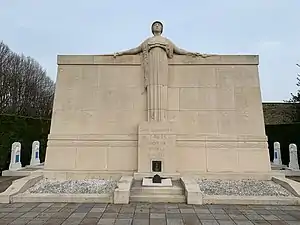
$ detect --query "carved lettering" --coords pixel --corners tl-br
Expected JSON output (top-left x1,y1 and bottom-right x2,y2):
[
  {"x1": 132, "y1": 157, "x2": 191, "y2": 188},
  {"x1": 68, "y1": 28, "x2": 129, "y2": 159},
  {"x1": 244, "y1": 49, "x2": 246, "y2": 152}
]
[{"x1": 146, "y1": 134, "x2": 168, "y2": 158}]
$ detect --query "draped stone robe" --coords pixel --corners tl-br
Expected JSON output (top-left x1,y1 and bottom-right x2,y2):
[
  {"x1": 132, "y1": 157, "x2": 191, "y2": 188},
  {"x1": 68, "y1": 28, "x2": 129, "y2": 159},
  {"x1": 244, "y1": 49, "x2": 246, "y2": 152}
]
[{"x1": 141, "y1": 36, "x2": 174, "y2": 122}]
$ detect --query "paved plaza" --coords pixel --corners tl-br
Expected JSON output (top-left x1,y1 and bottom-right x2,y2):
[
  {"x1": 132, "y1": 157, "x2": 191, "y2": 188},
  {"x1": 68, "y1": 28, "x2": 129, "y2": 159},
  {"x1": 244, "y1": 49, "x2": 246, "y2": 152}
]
[{"x1": 0, "y1": 203, "x2": 299, "y2": 225}]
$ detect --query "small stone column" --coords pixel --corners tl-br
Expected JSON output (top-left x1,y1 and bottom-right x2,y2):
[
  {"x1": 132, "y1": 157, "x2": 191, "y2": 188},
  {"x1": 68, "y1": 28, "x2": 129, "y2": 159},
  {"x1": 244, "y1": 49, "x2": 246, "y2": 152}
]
[
  {"x1": 9, "y1": 142, "x2": 22, "y2": 170},
  {"x1": 30, "y1": 141, "x2": 40, "y2": 166},
  {"x1": 273, "y1": 142, "x2": 282, "y2": 165},
  {"x1": 289, "y1": 143, "x2": 299, "y2": 170}
]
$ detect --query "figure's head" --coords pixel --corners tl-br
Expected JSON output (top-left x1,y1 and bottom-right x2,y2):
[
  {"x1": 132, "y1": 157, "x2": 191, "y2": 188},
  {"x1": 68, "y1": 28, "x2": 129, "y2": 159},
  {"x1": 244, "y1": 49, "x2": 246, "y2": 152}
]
[{"x1": 151, "y1": 21, "x2": 163, "y2": 35}]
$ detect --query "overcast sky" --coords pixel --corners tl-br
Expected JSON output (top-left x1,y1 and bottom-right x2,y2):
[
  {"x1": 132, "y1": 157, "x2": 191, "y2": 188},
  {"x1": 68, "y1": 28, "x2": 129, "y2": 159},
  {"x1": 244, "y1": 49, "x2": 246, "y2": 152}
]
[{"x1": 1, "y1": 0, "x2": 299, "y2": 102}]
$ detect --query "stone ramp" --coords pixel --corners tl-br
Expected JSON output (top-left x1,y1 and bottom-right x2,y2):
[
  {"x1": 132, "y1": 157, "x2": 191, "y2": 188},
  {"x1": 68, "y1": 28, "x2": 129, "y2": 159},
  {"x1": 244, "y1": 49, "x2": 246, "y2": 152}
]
[
  {"x1": 0, "y1": 176, "x2": 24, "y2": 193},
  {"x1": 130, "y1": 180, "x2": 186, "y2": 203}
]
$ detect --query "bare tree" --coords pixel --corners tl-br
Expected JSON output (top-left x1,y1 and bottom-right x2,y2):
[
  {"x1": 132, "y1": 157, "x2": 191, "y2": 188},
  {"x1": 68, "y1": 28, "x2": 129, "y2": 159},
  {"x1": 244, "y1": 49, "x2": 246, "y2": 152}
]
[{"x1": 0, "y1": 41, "x2": 54, "y2": 118}]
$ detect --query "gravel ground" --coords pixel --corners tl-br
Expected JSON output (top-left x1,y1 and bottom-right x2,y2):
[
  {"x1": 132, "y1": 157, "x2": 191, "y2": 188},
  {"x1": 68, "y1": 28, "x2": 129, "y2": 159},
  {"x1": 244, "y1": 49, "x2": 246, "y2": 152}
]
[
  {"x1": 197, "y1": 179, "x2": 293, "y2": 197},
  {"x1": 27, "y1": 179, "x2": 117, "y2": 194}
]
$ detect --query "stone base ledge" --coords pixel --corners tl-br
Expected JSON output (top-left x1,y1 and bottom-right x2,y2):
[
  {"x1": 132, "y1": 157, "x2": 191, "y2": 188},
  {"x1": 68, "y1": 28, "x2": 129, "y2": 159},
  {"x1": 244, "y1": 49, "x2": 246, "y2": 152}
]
[
  {"x1": 203, "y1": 195, "x2": 300, "y2": 205},
  {"x1": 180, "y1": 177, "x2": 203, "y2": 205},
  {"x1": 11, "y1": 193, "x2": 113, "y2": 203},
  {"x1": 41, "y1": 170, "x2": 134, "y2": 180},
  {"x1": 0, "y1": 175, "x2": 43, "y2": 203},
  {"x1": 180, "y1": 171, "x2": 284, "y2": 180},
  {"x1": 272, "y1": 176, "x2": 300, "y2": 197},
  {"x1": 114, "y1": 176, "x2": 133, "y2": 204}
]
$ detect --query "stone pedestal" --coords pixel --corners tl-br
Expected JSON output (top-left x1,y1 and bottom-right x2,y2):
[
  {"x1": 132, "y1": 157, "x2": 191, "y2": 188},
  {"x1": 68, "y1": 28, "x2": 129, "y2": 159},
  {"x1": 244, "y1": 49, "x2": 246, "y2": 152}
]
[{"x1": 137, "y1": 121, "x2": 176, "y2": 175}]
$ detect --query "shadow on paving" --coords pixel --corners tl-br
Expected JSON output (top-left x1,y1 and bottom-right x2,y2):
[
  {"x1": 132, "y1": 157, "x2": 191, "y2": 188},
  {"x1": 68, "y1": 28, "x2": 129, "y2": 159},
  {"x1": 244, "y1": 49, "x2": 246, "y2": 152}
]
[{"x1": 0, "y1": 176, "x2": 24, "y2": 193}]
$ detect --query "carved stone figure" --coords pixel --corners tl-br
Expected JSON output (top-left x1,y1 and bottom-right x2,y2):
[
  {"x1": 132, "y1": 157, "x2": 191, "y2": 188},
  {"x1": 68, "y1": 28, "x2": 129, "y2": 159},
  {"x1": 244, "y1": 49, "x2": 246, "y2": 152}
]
[
  {"x1": 30, "y1": 140, "x2": 40, "y2": 166},
  {"x1": 9, "y1": 142, "x2": 22, "y2": 170},
  {"x1": 114, "y1": 21, "x2": 208, "y2": 121},
  {"x1": 289, "y1": 143, "x2": 299, "y2": 170}
]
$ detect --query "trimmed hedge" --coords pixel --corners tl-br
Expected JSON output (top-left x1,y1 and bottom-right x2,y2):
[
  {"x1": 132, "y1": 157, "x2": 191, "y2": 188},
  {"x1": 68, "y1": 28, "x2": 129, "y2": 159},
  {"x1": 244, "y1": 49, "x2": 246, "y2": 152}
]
[{"x1": 0, "y1": 115, "x2": 51, "y2": 173}]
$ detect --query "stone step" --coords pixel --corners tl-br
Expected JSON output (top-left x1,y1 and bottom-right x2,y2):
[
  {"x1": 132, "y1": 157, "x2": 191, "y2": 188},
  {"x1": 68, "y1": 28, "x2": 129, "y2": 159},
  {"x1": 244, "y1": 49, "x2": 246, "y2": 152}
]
[
  {"x1": 131, "y1": 186, "x2": 184, "y2": 195},
  {"x1": 130, "y1": 194, "x2": 186, "y2": 203}
]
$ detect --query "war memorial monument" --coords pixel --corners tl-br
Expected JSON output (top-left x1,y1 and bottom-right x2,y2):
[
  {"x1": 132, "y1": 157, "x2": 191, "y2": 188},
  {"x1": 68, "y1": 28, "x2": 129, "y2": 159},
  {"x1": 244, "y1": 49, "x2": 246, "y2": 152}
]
[
  {"x1": 44, "y1": 21, "x2": 271, "y2": 177},
  {"x1": 4, "y1": 21, "x2": 300, "y2": 205}
]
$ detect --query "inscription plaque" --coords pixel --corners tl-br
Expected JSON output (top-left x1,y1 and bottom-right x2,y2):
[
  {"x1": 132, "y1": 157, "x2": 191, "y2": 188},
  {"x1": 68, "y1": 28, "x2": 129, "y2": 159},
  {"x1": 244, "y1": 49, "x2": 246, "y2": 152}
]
[{"x1": 152, "y1": 161, "x2": 162, "y2": 172}]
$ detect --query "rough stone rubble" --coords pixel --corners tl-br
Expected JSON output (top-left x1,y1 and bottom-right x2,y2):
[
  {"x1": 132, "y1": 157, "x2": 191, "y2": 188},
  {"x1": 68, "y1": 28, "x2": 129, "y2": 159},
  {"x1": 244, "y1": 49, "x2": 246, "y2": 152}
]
[
  {"x1": 197, "y1": 179, "x2": 293, "y2": 197},
  {"x1": 28, "y1": 179, "x2": 117, "y2": 194}
]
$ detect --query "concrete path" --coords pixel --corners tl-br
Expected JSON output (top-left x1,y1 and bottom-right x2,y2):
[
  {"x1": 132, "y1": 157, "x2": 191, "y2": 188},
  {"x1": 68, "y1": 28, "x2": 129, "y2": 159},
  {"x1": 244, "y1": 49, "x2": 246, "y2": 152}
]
[{"x1": 0, "y1": 202, "x2": 299, "y2": 225}]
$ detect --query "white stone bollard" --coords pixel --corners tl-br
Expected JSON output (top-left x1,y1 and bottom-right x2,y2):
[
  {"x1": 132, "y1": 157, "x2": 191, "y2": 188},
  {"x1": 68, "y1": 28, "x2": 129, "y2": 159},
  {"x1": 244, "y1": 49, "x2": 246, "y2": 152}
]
[
  {"x1": 9, "y1": 142, "x2": 22, "y2": 170},
  {"x1": 273, "y1": 142, "x2": 282, "y2": 165},
  {"x1": 30, "y1": 141, "x2": 40, "y2": 166},
  {"x1": 289, "y1": 143, "x2": 299, "y2": 170}
]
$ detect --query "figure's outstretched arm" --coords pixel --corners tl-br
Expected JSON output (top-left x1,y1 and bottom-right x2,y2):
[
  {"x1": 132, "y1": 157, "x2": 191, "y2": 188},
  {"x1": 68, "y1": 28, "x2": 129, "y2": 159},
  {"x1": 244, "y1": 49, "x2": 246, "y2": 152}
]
[
  {"x1": 114, "y1": 44, "x2": 142, "y2": 57},
  {"x1": 173, "y1": 45, "x2": 192, "y2": 55},
  {"x1": 172, "y1": 42, "x2": 210, "y2": 58}
]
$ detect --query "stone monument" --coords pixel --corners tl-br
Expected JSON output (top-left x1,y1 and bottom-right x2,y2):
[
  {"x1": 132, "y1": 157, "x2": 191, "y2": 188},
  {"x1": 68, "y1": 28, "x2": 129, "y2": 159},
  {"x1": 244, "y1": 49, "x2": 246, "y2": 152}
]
[
  {"x1": 289, "y1": 143, "x2": 299, "y2": 170},
  {"x1": 30, "y1": 141, "x2": 40, "y2": 166},
  {"x1": 273, "y1": 141, "x2": 282, "y2": 166},
  {"x1": 9, "y1": 142, "x2": 22, "y2": 171},
  {"x1": 44, "y1": 21, "x2": 271, "y2": 179}
]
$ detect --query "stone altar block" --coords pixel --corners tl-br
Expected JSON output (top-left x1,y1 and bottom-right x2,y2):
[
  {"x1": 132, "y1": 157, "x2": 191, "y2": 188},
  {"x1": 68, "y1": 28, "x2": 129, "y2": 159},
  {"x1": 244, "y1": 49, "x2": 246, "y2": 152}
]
[
  {"x1": 138, "y1": 122, "x2": 176, "y2": 174},
  {"x1": 44, "y1": 21, "x2": 271, "y2": 179}
]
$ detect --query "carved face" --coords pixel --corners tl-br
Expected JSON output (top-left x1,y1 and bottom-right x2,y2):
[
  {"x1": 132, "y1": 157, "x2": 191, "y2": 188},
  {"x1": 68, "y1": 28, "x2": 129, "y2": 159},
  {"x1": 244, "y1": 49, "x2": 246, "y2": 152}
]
[{"x1": 152, "y1": 21, "x2": 163, "y2": 35}]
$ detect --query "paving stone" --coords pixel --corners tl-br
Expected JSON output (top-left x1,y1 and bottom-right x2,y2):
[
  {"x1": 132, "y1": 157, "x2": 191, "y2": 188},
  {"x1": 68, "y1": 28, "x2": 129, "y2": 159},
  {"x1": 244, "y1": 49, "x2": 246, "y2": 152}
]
[
  {"x1": 114, "y1": 219, "x2": 133, "y2": 225},
  {"x1": 251, "y1": 221, "x2": 271, "y2": 225},
  {"x1": 228, "y1": 213, "x2": 248, "y2": 220},
  {"x1": 166, "y1": 213, "x2": 182, "y2": 219},
  {"x1": 44, "y1": 218, "x2": 66, "y2": 225},
  {"x1": 150, "y1": 213, "x2": 165, "y2": 219},
  {"x1": 120, "y1": 207, "x2": 135, "y2": 214},
  {"x1": 101, "y1": 213, "x2": 118, "y2": 218},
  {"x1": 150, "y1": 208, "x2": 165, "y2": 213},
  {"x1": 166, "y1": 208, "x2": 180, "y2": 213},
  {"x1": 150, "y1": 218, "x2": 166, "y2": 225},
  {"x1": 69, "y1": 212, "x2": 87, "y2": 218},
  {"x1": 0, "y1": 207, "x2": 16, "y2": 212},
  {"x1": 267, "y1": 221, "x2": 289, "y2": 225},
  {"x1": 194, "y1": 208, "x2": 211, "y2": 214},
  {"x1": 4, "y1": 212, "x2": 24, "y2": 218},
  {"x1": 285, "y1": 221, "x2": 300, "y2": 225},
  {"x1": 132, "y1": 219, "x2": 149, "y2": 225},
  {"x1": 80, "y1": 218, "x2": 100, "y2": 225},
  {"x1": 21, "y1": 211, "x2": 40, "y2": 218},
  {"x1": 134, "y1": 213, "x2": 149, "y2": 219},
  {"x1": 261, "y1": 214, "x2": 280, "y2": 221},
  {"x1": 36, "y1": 212, "x2": 55, "y2": 218},
  {"x1": 233, "y1": 221, "x2": 254, "y2": 225},
  {"x1": 197, "y1": 213, "x2": 215, "y2": 220},
  {"x1": 277, "y1": 214, "x2": 298, "y2": 221},
  {"x1": 213, "y1": 213, "x2": 232, "y2": 220},
  {"x1": 53, "y1": 211, "x2": 72, "y2": 219},
  {"x1": 254, "y1": 209, "x2": 272, "y2": 215},
  {"x1": 91, "y1": 208, "x2": 105, "y2": 213},
  {"x1": 86, "y1": 212, "x2": 103, "y2": 218},
  {"x1": 30, "y1": 207, "x2": 48, "y2": 212},
  {"x1": 118, "y1": 213, "x2": 135, "y2": 219},
  {"x1": 209, "y1": 208, "x2": 226, "y2": 213},
  {"x1": 182, "y1": 217, "x2": 201, "y2": 225},
  {"x1": 26, "y1": 217, "x2": 49, "y2": 225},
  {"x1": 166, "y1": 218, "x2": 184, "y2": 225},
  {"x1": 245, "y1": 214, "x2": 265, "y2": 220},
  {"x1": 0, "y1": 212, "x2": 8, "y2": 218},
  {"x1": 37, "y1": 203, "x2": 54, "y2": 208},
  {"x1": 217, "y1": 220, "x2": 236, "y2": 225},
  {"x1": 13, "y1": 207, "x2": 32, "y2": 213},
  {"x1": 135, "y1": 208, "x2": 150, "y2": 213},
  {"x1": 179, "y1": 208, "x2": 194, "y2": 213},
  {"x1": 200, "y1": 219, "x2": 219, "y2": 225},
  {"x1": 97, "y1": 218, "x2": 115, "y2": 225},
  {"x1": 9, "y1": 219, "x2": 28, "y2": 225}
]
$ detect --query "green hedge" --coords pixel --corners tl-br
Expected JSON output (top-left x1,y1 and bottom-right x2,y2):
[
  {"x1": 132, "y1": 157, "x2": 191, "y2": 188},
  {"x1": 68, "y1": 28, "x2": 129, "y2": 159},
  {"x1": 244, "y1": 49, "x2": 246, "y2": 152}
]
[
  {"x1": 266, "y1": 123, "x2": 300, "y2": 166},
  {"x1": 0, "y1": 115, "x2": 51, "y2": 172}
]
